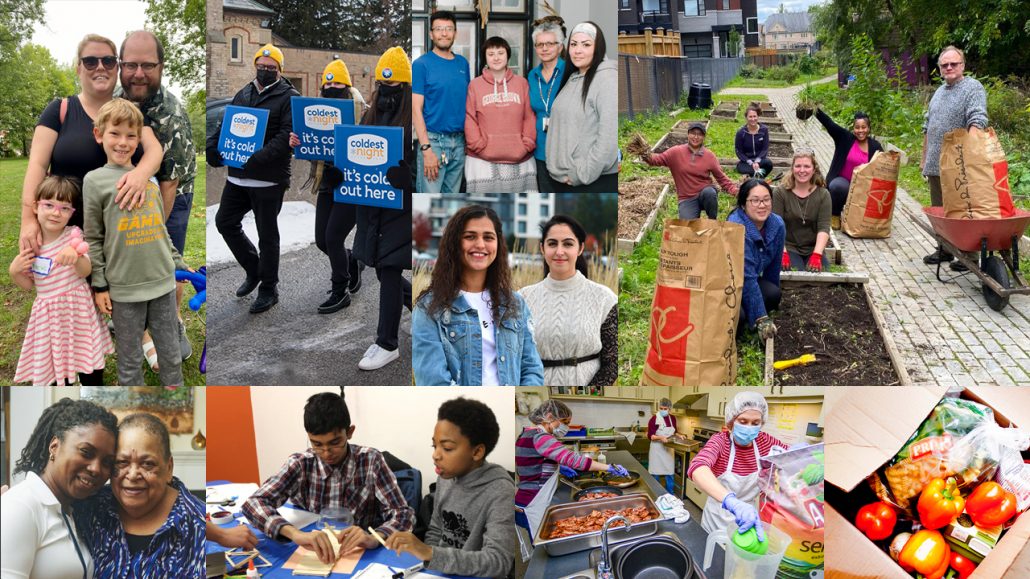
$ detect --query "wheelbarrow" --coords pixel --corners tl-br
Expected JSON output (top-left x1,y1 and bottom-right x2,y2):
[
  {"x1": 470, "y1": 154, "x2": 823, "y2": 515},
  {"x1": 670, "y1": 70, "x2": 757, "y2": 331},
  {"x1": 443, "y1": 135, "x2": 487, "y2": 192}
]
[{"x1": 905, "y1": 206, "x2": 1030, "y2": 311}]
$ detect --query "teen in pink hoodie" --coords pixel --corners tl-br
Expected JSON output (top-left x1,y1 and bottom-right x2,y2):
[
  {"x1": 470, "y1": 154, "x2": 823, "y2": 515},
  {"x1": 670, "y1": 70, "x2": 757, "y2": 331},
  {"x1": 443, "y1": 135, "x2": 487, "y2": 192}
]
[{"x1": 464, "y1": 36, "x2": 537, "y2": 192}]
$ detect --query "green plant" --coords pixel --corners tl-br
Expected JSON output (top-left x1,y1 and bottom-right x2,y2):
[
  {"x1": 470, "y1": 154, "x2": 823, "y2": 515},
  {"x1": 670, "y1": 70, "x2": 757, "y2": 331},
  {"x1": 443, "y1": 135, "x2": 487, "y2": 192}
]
[{"x1": 740, "y1": 63, "x2": 761, "y2": 79}]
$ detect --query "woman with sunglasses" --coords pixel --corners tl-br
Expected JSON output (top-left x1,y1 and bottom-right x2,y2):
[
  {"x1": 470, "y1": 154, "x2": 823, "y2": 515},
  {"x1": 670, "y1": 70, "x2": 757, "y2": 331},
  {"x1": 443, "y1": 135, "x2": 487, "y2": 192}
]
[
  {"x1": 728, "y1": 179, "x2": 784, "y2": 341},
  {"x1": 16, "y1": 34, "x2": 164, "y2": 386}
]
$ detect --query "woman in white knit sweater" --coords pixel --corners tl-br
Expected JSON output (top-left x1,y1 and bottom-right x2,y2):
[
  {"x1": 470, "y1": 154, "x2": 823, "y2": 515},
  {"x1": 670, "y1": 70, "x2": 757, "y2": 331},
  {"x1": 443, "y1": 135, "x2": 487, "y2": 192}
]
[{"x1": 519, "y1": 215, "x2": 617, "y2": 386}]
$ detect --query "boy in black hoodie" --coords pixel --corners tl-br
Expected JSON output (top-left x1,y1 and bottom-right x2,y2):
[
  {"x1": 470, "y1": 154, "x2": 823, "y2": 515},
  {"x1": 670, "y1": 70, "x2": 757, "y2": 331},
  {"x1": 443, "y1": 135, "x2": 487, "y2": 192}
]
[{"x1": 386, "y1": 397, "x2": 514, "y2": 579}]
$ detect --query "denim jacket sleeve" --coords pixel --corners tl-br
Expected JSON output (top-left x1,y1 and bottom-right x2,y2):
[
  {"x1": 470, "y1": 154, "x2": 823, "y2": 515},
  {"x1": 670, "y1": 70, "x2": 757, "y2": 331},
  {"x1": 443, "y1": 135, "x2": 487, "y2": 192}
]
[
  {"x1": 518, "y1": 298, "x2": 545, "y2": 385},
  {"x1": 412, "y1": 303, "x2": 457, "y2": 385}
]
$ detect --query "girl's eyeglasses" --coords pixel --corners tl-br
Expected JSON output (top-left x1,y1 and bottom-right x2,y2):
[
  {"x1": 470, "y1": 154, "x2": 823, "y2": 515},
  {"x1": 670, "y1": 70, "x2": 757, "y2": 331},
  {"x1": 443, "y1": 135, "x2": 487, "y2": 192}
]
[
  {"x1": 81, "y1": 56, "x2": 117, "y2": 71},
  {"x1": 37, "y1": 201, "x2": 76, "y2": 216}
]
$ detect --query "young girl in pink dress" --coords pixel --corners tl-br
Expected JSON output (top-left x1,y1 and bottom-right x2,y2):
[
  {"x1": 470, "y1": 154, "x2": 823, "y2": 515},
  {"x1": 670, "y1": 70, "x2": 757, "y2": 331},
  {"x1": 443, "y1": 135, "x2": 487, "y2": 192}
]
[{"x1": 9, "y1": 176, "x2": 113, "y2": 385}]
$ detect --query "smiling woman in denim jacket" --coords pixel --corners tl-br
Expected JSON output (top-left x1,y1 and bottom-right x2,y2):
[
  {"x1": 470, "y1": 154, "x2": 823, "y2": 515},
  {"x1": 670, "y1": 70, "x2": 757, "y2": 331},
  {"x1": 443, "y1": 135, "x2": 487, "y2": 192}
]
[{"x1": 413, "y1": 205, "x2": 544, "y2": 385}]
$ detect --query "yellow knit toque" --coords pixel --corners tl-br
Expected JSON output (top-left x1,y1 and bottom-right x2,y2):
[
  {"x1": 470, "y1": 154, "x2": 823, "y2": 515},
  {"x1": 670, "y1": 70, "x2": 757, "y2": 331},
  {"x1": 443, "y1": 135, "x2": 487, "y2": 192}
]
[
  {"x1": 375, "y1": 47, "x2": 411, "y2": 84},
  {"x1": 254, "y1": 43, "x2": 284, "y2": 69},
  {"x1": 322, "y1": 60, "x2": 352, "y2": 87}
]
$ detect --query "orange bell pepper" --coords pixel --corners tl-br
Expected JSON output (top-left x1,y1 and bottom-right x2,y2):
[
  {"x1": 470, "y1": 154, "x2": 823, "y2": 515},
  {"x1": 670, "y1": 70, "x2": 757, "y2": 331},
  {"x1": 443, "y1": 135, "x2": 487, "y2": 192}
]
[
  {"x1": 898, "y1": 530, "x2": 951, "y2": 579},
  {"x1": 965, "y1": 481, "x2": 1017, "y2": 527},
  {"x1": 950, "y1": 552, "x2": 978, "y2": 579},
  {"x1": 918, "y1": 477, "x2": 964, "y2": 529},
  {"x1": 855, "y1": 501, "x2": 897, "y2": 541}
]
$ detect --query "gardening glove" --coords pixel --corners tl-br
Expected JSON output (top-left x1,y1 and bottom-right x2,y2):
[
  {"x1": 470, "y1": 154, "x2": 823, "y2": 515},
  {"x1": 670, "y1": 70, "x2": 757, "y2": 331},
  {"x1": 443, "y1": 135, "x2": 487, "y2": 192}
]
[
  {"x1": 722, "y1": 493, "x2": 766, "y2": 541},
  {"x1": 807, "y1": 252, "x2": 824, "y2": 272},
  {"x1": 607, "y1": 464, "x2": 630, "y2": 477},
  {"x1": 559, "y1": 465, "x2": 578, "y2": 478},
  {"x1": 781, "y1": 250, "x2": 791, "y2": 271},
  {"x1": 757, "y1": 316, "x2": 777, "y2": 341}
]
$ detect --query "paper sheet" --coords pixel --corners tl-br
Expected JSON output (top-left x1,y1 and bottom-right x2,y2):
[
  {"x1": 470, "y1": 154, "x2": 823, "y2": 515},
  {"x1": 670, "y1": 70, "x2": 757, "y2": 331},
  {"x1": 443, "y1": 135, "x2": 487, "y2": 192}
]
[
  {"x1": 351, "y1": 564, "x2": 436, "y2": 579},
  {"x1": 206, "y1": 483, "x2": 259, "y2": 515},
  {"x1": 282, "y1": 529, "x2": 363, "y2": 576}
]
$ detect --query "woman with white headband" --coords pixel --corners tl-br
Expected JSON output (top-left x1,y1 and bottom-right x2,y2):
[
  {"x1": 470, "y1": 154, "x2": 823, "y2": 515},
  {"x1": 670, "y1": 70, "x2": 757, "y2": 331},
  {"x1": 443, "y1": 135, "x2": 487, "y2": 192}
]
[{"x1": 544, "y1": 21, "x2": 618, "y2": 192}]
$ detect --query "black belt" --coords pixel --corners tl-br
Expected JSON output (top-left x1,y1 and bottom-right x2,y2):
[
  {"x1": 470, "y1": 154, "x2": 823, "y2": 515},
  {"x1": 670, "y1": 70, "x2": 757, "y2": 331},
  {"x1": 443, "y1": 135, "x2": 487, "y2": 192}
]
[{"x1": 542, "y1": 351, "x2": 601, "y2": 368}]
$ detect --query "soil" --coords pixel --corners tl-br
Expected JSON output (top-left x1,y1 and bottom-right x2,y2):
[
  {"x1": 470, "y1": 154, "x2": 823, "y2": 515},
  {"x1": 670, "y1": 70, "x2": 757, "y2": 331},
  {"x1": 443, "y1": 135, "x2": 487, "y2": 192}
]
[
  {"x1": 768, "y1": 142, "x2": 794, "y2": 158},
  {"x1": 618, "y1": 176, "x2": 670, "y2": 238},
  {"x1": 654, "y1": 132, "x2": 691, "y2": 154},
  {"x1": 774, "y1": 283, "x2": 900, "y2": 385}
]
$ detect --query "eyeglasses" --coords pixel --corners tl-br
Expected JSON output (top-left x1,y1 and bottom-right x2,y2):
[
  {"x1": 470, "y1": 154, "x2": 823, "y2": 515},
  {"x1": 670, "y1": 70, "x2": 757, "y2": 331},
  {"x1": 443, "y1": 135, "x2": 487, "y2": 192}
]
[
  {"x1": 939, "y1": 62, "x2": 962, "y2": 69},
  {"x1": 747, "y1": 198, "x2": 772, "y2": 207},
  {"x1": 121, "y1": 61, "x2": 160, "y2": 73},
  {"x1": 535, "y1": 41, "x2": 560, "y2": 49},
  {"x1": 308, "y1": 441, "x2": 347, "y2": 455},
  {"x1": 81, "y1": 56, "x2": 117, "y2": 71},
  {"x1": 37, "y1": 201, "x2": 75, "y2": 216},
  {"x1": 256, "y1": 64, "x2": 279, "y2": 72},
  {"x1": 431, "y1": 26, "x2": 456, "y2": 32}
]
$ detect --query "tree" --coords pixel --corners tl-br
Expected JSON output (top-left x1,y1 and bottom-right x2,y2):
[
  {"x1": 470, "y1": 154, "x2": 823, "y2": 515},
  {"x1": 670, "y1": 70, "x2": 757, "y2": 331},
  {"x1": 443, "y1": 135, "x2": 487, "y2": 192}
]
[
  {"x1": 262, "y1": 0, "x2": 410, "y2": 53},
  {"x1": 812, "y1": 0, "x2": 1030, "y2": 77},
  {"x1": 0, "y1": 0, "x2": 44, "y2": 60},
  {"x1": 0, "y1": 43, "x2": 75, "y2": 156},
  {"x1": 144, "y1": 0, "x2": 206, "y2": 95},
  {"x1": 412, "y1": 212, "x2": 432, "y2": 252}
]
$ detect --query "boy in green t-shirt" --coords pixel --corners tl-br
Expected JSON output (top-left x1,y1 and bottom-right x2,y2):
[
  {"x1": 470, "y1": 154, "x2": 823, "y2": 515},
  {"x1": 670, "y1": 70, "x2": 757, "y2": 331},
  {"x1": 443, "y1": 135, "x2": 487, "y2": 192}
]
[{"x1": 84, "y1": 98, "x2": 189, "y2": 385}]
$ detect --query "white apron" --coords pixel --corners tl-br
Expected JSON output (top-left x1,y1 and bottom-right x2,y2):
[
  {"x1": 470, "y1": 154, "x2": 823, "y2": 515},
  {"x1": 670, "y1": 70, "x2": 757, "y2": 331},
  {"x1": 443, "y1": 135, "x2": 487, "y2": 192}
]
[
  {"x1": 648, "y1": 416, "x2": 676, "y2": 476},
  {"x1": 700, "y1": 437, "x2": 762, "y2": 535},
  {"x1": 515, "y1": 469, "x2": 560, "y2": 561}
]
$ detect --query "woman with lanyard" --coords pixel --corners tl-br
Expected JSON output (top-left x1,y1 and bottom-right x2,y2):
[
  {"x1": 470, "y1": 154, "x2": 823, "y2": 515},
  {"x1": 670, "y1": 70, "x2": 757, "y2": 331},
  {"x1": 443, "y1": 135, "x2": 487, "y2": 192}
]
[
  {"x1": 527, "y1": 17, "x2": 567, "y2": 193},
  {"x1": 648, "y1": 397, "x2": 683, "y2": 495},
  {"x1": 686, "y1": 392, "x2": 786, "y2": 543},
  {"x1": 1, "y1": 398, "x2": 118, "y2": 578}
]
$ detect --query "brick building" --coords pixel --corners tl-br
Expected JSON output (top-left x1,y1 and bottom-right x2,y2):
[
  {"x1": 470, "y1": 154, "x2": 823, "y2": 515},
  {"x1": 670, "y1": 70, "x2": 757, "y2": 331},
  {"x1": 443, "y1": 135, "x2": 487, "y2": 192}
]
[{"x1": 207, "y1": 0, "x2": 384, "y2": 101}]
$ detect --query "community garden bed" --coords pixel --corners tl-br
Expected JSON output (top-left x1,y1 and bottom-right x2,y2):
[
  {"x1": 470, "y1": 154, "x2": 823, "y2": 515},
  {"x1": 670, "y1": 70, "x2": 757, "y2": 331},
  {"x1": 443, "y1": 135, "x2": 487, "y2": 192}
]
[
  {"x1": 771, "y1": 282, "x2": 906, "y2": 385},
  {"x1": 653, "y1": 131, "x2": 691, "y2": 154},
  {"x1": 617, "y1": 178, "x2": 671, "y2": 254}
]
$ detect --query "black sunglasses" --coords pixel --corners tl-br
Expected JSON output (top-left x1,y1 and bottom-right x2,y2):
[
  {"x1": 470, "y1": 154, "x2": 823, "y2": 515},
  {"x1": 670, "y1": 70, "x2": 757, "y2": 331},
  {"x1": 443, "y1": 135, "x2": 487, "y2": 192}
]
[{"x1": 81, "y1": 56, "x2": 118, "y2": 71}]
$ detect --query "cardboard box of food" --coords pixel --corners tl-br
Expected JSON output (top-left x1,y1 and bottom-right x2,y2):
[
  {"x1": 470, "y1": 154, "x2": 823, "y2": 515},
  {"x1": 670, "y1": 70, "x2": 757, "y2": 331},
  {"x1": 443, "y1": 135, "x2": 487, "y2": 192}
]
[{"x1": 824, "y1": 386, "x2": 1030, "y2": 579}]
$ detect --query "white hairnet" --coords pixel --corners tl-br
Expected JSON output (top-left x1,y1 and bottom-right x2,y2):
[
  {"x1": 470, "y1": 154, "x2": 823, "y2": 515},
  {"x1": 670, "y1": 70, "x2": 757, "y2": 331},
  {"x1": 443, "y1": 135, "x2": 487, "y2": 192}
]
[
  {"x1": 528, "y1": 399, "x2": 572, "y2": 424},
  {"x1": 659, "y1": 398, "x2": 672, "y2": 408},
  {"x1": 725, "y1": 391, "x2": 768, "y2": 425}
]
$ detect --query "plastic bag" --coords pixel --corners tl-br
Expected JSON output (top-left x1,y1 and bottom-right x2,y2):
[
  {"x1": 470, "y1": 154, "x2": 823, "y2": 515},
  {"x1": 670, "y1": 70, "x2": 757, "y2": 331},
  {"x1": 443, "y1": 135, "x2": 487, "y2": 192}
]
[
  {"x1": 759, "y1": 443, "x2": 824, "y2": 578},
  {"x1": 953, "y1": 421, "x2": 1030, "y2": 512},
  {"x1": 876, "y1": 397, "x2": 994, "y2": 510}
]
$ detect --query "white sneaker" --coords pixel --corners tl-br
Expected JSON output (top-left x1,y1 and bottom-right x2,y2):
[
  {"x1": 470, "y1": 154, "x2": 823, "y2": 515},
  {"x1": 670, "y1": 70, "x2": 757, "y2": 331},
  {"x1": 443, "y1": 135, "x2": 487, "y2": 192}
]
[{"x1": 358, "y1": 343, "x2": 399, "y2": 370}]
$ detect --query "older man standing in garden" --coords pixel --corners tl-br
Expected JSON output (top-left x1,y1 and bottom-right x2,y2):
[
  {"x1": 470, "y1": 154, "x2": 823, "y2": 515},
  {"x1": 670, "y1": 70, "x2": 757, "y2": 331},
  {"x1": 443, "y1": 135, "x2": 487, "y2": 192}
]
[{"x1": 920, "y1": 45, "x2": 988, "y2": 271}]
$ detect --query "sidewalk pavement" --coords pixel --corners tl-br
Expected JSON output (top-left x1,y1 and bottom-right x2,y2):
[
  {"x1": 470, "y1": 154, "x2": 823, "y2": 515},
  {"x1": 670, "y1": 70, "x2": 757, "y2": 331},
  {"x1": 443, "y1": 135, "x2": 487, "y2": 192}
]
[{"x1": 724, "y1": 81, "x2": 1030, "y2": 386}]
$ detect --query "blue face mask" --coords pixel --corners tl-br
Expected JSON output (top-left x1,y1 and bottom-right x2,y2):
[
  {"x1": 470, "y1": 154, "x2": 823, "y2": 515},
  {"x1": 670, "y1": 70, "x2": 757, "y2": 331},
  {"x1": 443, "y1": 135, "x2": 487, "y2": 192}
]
[
  {"x1": 659, "y1": 410, "x2": 669, "y2": 418},
  {"x1": 552, "y1": 423, "x2": 570, "y2": 438},
  {"x1": 732, "y1": 423, "x2": 761, "y2": 445}
]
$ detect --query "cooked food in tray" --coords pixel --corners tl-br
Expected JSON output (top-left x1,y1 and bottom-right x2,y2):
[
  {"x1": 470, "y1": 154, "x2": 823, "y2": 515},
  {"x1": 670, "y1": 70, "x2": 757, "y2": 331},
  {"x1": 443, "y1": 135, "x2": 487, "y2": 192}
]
[
  {"x1": 576, "y1": 492, "x2": 620, "y2": 501},
  {"x1": 547, "y1": 506, "x2": 656, "y2": 539}
]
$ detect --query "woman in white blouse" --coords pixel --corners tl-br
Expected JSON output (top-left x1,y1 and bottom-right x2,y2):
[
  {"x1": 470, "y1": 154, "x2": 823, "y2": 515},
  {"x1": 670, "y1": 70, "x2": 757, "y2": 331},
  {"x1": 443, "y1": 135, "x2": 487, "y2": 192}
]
[{"x1": 1, "y1": 398, "x2": 118, "y2": 579}]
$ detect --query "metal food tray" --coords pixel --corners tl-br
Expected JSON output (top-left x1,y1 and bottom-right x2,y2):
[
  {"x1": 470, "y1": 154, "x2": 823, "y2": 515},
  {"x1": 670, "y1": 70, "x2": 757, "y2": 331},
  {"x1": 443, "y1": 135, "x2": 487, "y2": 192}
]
[{"x1": 533, "y1": 493, "x2": 661, "y2": 556}]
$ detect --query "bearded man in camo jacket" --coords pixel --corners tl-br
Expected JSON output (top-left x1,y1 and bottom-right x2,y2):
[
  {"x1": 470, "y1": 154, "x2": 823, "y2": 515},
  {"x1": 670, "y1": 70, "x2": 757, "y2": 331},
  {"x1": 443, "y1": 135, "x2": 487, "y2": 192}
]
[{"x1": 116, "y1": 30, "x2": 198, "y2": 363}]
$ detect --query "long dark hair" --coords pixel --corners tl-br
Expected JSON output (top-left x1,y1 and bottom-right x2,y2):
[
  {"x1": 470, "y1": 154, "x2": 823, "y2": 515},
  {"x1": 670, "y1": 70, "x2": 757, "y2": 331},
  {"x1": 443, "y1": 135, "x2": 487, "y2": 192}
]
[
  {"x1": 15, "y1": 398, "x2": 118, "y2": 476},
  {"x1": 419, "y1": 205, "x2": 516, "y2": 323},
  {"x1": 540, "y1": 214, "x2": 588, "y2": 278},
  {"x1": 361, "y1": 82, "x2": 413, "y2": 147},
  {"x1": 567, "y1": 21, "x2": 607, "y2": 107}
]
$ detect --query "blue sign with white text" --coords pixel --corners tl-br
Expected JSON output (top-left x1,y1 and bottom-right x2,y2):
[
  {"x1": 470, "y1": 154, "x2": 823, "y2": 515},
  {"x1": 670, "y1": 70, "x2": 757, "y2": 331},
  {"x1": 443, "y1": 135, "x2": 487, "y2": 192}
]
[
  {"x1": 290, "y1": 96, "x2": 354, "y2": 161},
  {"x1": 217, "y1": 105, "x2": 269, "y2": 168},
  {"x1": 333, "y1": 124, "x2": 404, "y2": 210}
]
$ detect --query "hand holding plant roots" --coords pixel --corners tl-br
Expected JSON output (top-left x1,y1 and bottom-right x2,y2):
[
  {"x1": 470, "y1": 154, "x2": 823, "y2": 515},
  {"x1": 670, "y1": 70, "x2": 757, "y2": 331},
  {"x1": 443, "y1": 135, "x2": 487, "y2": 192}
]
[{"x1": 626, "y1": 132, "x2": 652, "y2": 159}]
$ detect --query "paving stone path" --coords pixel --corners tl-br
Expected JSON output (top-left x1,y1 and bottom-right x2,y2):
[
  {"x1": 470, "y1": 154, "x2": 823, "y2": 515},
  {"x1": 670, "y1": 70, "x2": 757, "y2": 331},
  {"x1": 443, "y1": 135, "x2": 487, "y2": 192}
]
[{"x1": 724, "y1": 79, "x2": 1030, "y2": 386}]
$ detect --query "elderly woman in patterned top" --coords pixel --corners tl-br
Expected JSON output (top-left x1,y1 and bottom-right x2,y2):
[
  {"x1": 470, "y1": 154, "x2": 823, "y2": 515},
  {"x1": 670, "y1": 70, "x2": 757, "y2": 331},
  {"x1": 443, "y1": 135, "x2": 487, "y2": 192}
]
[{"x1": 73, "y1": 413, "x2": 205, "y2": 578}]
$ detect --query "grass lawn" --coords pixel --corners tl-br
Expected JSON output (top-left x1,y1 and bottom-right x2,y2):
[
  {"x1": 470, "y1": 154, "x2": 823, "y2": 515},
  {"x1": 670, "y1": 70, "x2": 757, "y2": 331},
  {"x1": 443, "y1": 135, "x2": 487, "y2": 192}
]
[
  {"x1": 722, "y1": 69, "x2": 837, "y2": 89},
  {"x1": 1, "y1": 156, "x2": 207, "y2": 385}
]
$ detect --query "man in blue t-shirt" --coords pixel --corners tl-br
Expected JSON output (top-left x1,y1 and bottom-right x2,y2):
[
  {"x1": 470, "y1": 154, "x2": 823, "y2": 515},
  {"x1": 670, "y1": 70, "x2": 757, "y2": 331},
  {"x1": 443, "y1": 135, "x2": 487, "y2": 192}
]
[{"x1": 413, "y1": 10, "x2": 470, "y2": 193}]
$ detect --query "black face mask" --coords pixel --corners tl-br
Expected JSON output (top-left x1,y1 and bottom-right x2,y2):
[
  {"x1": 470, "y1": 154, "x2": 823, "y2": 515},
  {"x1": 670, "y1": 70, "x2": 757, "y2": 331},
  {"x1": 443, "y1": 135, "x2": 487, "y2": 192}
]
[
  {"x1": 322, "y1": 86, "x2": 348, "y2": 99},
  {"x1": 376, "y1": 83, "x2": 404, "y2": 113},
  {"x1": 256, "y1": 69, "x2": 278, "y2": 87}
]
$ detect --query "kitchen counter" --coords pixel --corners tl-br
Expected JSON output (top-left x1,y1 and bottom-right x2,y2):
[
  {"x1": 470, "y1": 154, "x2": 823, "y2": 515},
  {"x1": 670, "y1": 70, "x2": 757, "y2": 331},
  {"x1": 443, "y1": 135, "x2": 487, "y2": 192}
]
[
  {"x1": 666, "y1": 439, "x2": 700, "y2": 452},
  {"x1": 523, "y1": 450, "x2": 724, "y2": 579}
]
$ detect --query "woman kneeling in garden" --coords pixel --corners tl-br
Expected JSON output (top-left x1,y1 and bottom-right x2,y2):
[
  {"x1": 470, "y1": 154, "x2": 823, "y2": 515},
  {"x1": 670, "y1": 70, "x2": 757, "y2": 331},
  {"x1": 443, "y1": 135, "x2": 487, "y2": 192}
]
[
  {"x1": 773, "y1": 150, "x2": 832, "y2": 272},
  {"x1": 729, "y1": 179, "x2": 784, "y2": 342}
]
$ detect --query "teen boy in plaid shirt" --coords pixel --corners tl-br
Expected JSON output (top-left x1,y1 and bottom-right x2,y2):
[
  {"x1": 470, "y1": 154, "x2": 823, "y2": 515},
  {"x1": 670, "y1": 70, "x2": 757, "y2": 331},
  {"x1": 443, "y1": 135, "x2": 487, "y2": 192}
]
[{"x1": 242, "y1": 392, "x2": 414, "y2": 563}]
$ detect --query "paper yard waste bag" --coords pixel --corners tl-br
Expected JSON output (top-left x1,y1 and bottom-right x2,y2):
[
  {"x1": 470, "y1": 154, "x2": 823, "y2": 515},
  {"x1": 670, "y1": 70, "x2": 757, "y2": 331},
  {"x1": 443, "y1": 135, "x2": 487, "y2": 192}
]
[
  {"x1": 841, "y1": 150, "x2": 901, "y2": 238},
  {"x1": 940, "y1": 127, "x2": 1016, "y2": 219},
  {"x1": 641, "y1": 219, "x2": 744, "y2": 386}
]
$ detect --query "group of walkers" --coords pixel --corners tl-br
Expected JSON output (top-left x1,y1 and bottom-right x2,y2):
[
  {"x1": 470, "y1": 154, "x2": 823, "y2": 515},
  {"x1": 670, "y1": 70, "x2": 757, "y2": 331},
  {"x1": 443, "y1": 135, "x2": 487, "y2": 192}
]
[
  {"x1": 206, "y1": 43, "x2": 414, "y2": 372},
  {"x1": 414, "y1": 10, "x2": 618, "y2": 193},
  {"x1": 12, "y1": 31, "x2": 196, "y2": 386}
]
